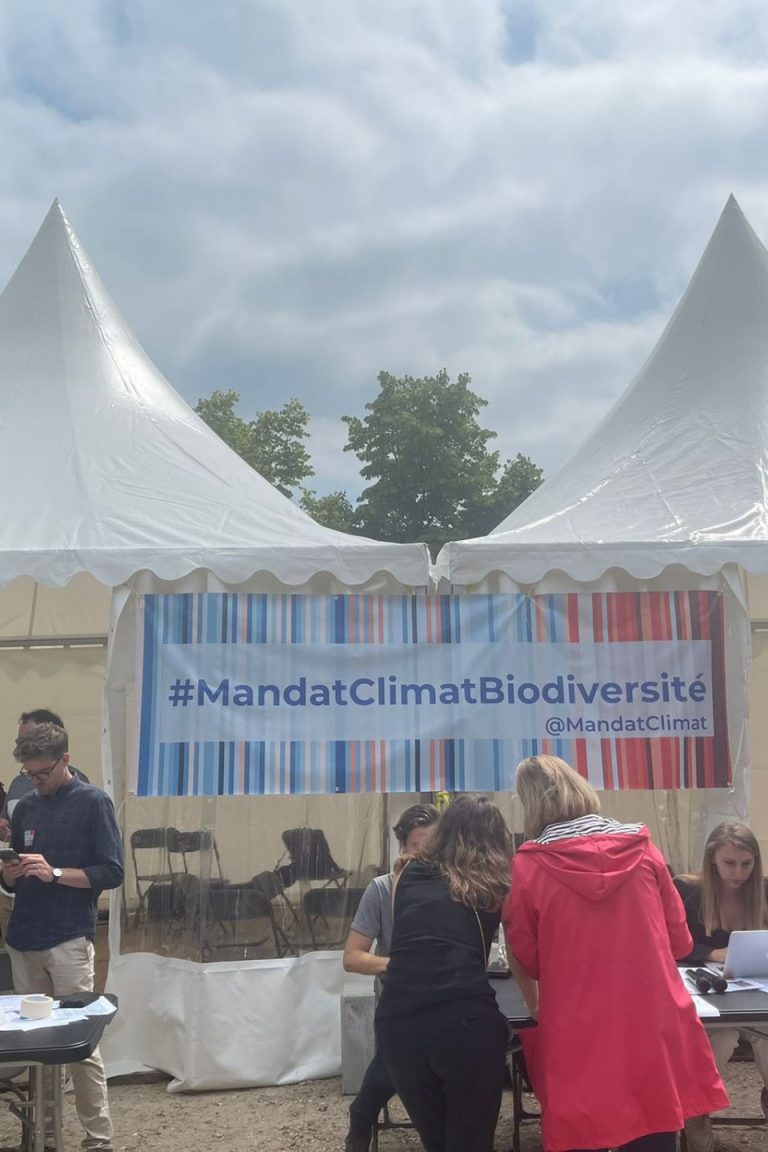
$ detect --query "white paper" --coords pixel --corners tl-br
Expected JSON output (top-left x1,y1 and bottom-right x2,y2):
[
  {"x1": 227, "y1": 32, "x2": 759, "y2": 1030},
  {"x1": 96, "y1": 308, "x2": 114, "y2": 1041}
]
[
  {"x1": 691, "y1": 995, "x2": 720, "y2": 1018},
  {"x1": 0, "y1": 1008, "x2": 88, "y2": 1032},
  {"x1": 80, "y1": 997, "x2": 116, "y2": 1017},
  {"x1": 0, "y1": 992, "x2": 114, "y2": 1030}
]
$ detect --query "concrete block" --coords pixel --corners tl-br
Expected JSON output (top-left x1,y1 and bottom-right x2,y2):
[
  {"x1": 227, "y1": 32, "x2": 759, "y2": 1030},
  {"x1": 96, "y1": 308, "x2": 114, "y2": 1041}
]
[{"x1": 340, "y1": 981, "x2": 376, "y2": 1096}]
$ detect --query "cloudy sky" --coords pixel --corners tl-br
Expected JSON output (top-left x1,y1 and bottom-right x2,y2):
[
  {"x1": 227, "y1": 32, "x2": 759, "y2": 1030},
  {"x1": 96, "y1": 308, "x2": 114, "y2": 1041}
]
[{"x1": 3, "y1": 1, "x2": 768, "y2": 499}]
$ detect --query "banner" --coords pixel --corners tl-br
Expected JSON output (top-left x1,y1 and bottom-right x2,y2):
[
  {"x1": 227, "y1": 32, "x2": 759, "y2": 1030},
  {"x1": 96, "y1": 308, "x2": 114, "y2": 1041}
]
[{"x1": 133, "y1": 591, "x2": 731, "y2": 795}]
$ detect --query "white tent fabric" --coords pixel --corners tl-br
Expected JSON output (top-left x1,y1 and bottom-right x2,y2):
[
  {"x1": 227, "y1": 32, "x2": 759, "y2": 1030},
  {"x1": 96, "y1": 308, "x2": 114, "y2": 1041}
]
[
  {"x1": 0, "y1": 201, "x2": 432, "y2": 1089},
  {"x1": 437, "y1": 195, "x2": 765, "y2": 884},
  {"x1": 439, "y1": 196, "x2": 768, "y2": 586},
  {"x1": 0, "y1": 200, "x2": 429, "y2": 590}
]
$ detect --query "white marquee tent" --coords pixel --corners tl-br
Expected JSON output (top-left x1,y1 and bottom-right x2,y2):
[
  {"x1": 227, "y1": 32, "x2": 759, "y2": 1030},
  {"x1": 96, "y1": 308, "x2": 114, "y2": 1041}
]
[
  {"x1": 0, "y1": 201, "x2": 432, "y2": 1087},
  {"x1": 439, "y1": 195, "x2": 768, "y2": 860}
]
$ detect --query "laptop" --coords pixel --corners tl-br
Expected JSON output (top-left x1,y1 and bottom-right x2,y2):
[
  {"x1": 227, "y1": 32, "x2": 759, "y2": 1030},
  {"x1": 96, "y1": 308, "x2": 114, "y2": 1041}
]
[{"x1": 722, "y1": 930, "x2": 768, "y2": 978}]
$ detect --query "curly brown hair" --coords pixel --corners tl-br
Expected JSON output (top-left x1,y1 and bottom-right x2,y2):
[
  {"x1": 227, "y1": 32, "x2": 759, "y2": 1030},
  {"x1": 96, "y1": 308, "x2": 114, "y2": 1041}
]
[
  {"x1": 14, "y1": 722, "x2": 68, "y2": 763},
  {"x1": 409, "y1": 795, "x2": 511, "y2": 911}
]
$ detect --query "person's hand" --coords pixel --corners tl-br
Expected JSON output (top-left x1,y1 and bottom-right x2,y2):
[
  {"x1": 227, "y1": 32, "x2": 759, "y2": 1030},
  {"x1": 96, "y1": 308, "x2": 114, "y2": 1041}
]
[
  {"x1": 708, "y1": 947, "x2": 727, "y2": 964},
  {"x1": 1, "y1": 857, "x2": 24, "y2": 885},
  {"x1": 0, "y1": 818, "x2": 11, "y2": 841},
  {"x1": 17, "y1": 853, "x2": 57, "y2": 883},
  {"x1": 524, "y1": 995, "x2": 539, "y2": 1021}
]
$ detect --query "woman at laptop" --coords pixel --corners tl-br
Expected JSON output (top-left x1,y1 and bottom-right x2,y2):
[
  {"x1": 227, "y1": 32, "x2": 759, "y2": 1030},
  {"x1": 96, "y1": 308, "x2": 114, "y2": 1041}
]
[
  {"x1": 504, "y1": 755, "x2": 727, "y2": 1152},
  {"x1": 674, "y1": 822, "x2": 768, "y2": 1148}
]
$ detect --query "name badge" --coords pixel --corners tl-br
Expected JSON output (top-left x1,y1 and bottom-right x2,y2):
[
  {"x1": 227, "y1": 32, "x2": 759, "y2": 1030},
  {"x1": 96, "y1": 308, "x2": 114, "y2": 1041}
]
[{"x1": 23, "y1": 830, "x2": 34, "y2": 849}]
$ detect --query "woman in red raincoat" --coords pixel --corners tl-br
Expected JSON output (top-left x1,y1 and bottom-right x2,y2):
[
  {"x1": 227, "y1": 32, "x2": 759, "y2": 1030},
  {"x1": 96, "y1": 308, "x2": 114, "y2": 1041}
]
[{"x1": 503, "y1": 755, "x2": 727, "y2": 1152}]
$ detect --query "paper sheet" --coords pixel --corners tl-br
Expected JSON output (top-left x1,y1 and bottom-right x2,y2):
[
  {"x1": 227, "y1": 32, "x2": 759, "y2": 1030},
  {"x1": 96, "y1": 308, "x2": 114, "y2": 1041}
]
[
  {"x1": 690, "y1": 995, "x2": 720, "y2": 1018},
  {"x1": 80, "y1": 997, "x2": 116, "y2": 1017}
]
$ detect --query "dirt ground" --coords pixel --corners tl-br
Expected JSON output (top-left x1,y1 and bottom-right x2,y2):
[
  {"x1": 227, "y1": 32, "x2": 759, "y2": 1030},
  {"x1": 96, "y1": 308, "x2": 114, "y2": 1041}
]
[
  {"x1": 0, "y1": 931, "x2": 761, "y2": 1150},
  {"x1": 0, "y1": 1060, "x2": 762, "y2": 1152}
]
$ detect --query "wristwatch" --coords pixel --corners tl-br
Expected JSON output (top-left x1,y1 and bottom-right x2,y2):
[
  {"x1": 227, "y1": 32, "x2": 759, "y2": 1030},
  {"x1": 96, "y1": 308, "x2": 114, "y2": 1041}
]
[{"x1": 51, "y1": 868, "x2": 63, "y2": 883}]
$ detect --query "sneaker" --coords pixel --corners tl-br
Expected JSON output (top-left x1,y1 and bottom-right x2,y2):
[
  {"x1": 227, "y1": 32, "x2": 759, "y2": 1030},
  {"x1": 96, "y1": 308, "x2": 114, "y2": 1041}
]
[
  {"x1": 343, "y1": 1129, "x2": 371, "y2": 1152},
  {"x1": 684, "y1": 1115, "x2": 714, "y2": 1152}
]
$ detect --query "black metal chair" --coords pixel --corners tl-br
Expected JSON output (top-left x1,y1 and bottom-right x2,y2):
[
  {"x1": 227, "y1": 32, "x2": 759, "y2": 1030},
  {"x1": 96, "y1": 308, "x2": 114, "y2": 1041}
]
[
  {"x1": 166, "y1": 828, "x2": 226, "y2": 885},
  {"x1": 505, "y1": 1035, "x2": 540, "y2": 1152},
  {"x1": 276, "y1": 827, "x2": 349, "y2": 891},
  {"x1": 275, "y1": 828, "x2": 350, "y2": 940},
  {"x1": 301, "y1": 886, "x2": 366, "y2": 949},
  {"x1": 129, "y1": 827, "x2": 176, "y2": 928},
  {"x1": 203, "y1": 872, "x2": 294, "y2": 959},
  {"x1": 371, "y1": 1101, "x2": 413, "y2": 1151}
]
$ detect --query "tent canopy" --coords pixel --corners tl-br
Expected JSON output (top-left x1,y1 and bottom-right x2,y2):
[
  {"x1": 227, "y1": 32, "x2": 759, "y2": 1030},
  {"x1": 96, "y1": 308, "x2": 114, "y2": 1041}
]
[
  {"x1": 0, "y1": 201, "x2": 429, "y2": 591},
  {"x1": 440, "y1": 196, "x2": 768, "y2": 586}
]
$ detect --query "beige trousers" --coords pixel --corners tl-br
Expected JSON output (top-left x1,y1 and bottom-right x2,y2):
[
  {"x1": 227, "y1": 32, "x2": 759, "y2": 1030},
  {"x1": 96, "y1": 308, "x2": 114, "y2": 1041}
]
[
  {"x1": 0, "y1": 890, "x2": 14, "y2": 944},
  {"x1": 7, "y1": 937, "x2": 113, "y2": 1151}
]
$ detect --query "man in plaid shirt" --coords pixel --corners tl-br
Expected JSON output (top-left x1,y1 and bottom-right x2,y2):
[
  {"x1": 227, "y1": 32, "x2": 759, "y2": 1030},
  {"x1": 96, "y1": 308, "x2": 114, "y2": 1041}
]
[{"x1": 1, "y1": 722, "x2": 123, "y2": 1152}]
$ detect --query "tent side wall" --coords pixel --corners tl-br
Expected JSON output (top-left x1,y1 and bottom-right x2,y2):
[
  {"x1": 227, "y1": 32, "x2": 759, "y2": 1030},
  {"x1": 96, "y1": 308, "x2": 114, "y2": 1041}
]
[
  {"x1": 448, "y1": 565, "x2": 757, "y2": 869},
  {"x1": 102, "y1": 570, "x2": 436, "y2": 1089}
]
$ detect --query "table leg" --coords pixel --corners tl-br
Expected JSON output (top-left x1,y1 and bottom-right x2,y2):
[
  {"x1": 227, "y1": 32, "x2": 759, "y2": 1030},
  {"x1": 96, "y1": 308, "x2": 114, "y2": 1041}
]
[
  {"x1": 52, "y1": 1064, "x2": 65, "y2": 1152},
  {"x1": 30, "y1": 1064, "x2": 45, "y2": 1152}
]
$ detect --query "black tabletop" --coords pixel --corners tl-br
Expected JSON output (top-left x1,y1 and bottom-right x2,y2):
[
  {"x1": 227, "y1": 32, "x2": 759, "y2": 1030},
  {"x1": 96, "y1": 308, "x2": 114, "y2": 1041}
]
[
  {"x1": 692, "y1": 986, "x2": 768, "y2": 1024},
  {"x1": 492, "y1": 971, "x2": 768, "y2": 1031},
  {"x1": 492, "y1": 976, "x2": 536, "y2": 1029},
  {"x1": 0, "y1": 993, "x2": 117, "y2": 1066}
]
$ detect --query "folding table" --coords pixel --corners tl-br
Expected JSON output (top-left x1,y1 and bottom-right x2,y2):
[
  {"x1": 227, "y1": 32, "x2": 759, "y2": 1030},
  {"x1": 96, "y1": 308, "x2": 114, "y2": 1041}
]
[{"x1": 0, "y1": 993, "x2": 117, "y2": 1152}]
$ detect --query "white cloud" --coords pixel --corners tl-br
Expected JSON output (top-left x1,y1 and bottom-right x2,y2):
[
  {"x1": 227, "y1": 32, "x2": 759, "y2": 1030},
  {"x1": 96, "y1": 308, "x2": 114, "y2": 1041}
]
[{"x1": 2, "y1": 1, "x2": 768, "y2": 500}]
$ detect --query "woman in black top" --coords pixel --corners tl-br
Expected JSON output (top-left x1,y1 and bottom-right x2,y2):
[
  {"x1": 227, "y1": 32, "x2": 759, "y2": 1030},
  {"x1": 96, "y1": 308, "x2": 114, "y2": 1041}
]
[
  {"x1": 376, "y1": 795, "x2": 511, "y2": 1152},
  {"x1": 673, "y1": 821, "x2": 768, "y2": 1148}
]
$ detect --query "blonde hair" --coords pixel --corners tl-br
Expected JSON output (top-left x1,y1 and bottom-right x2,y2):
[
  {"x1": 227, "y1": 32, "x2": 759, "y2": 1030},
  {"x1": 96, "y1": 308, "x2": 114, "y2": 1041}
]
[
  {"x1": 515, "y1": 755, "x2": 601, "y2": 840},
  {"x1": 682, "y1": 822, "x2": 767, "y2": 936},
  {"x1": 409, "y1": 795, "x2": 511, "y2": 911}
]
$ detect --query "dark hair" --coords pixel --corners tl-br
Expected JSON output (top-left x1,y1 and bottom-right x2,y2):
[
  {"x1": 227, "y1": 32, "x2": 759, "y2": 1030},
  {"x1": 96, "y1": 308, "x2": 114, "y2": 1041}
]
[
  {"x1": 13, "y1": 722, "x2": 68, "y2": 763},
  {"x1": 393, "y1": 803, "x2": 439, "y2": 845},
  {"x1": 419, "y1": 795, "x2": 511, "y2": 910},
  {"x1": 19, "y1": 709, "x2": 65, "y2": 729}
]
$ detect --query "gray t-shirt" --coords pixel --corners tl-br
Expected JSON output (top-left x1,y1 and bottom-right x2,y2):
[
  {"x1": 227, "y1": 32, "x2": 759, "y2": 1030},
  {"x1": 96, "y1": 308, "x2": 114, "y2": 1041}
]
[{"x1": 350, "y1": 873, "x2": 394, "y2": 956}]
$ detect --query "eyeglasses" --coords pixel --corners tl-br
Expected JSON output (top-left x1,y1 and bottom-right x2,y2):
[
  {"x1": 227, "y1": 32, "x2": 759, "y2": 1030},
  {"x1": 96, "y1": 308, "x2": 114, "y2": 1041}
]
[{"x1": 21, "y1": 757, "x2": 61, "y2": 781}]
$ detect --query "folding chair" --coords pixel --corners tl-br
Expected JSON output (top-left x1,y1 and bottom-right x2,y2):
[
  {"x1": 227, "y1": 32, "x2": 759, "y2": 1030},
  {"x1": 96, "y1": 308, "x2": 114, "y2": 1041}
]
[
  {"x1": 275, "y1": 828, "x2": 350, "y2": 937},
  {"x1": 505, "y1": 1034, "x2": 540, "y2": 1152},
  {"x1": 302, "y1": 886, "x2": 366, "y2": 949},
  {"x1": 277, "y1": 827, "x2": 348, "y2": 891},
  {"x1": 166, "y1": 829, "x2": 229, "y2": 940},
  {"x1": 166, "y1": 829, "x2": 226, "y2": 885},
  {"x1": 203, "y1": 873, "x2": 294, "y2": 959},
  {"x1": 129, "y1": 827, "x2": 176, "y2": 928},
  {"x1": 371, "y1": 1101, "x2": 413, "y2": 1151}
]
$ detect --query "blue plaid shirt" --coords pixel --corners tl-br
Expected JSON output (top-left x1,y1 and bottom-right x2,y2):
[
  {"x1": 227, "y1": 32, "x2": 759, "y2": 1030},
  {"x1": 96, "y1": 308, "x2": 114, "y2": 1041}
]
[{"x1": 5, "y1": 776, "x2": 124, "y2": 951}]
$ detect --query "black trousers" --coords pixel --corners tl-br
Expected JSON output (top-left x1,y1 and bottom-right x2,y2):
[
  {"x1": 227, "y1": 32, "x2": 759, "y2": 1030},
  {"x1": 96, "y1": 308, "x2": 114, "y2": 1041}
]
[
  {"x1": 378, "y1": 1006, "x2": 508, "y2": 1152},
  {"x1": 348, "y1": 1050, "x2": 394, "y2": 1134},
  {"x1": 571, "y1": 1134, "x2": 677, "y2": 1152}
]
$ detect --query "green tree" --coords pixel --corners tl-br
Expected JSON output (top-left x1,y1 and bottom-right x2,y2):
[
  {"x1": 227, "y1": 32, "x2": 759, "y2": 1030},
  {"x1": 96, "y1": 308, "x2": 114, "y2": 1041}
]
[
  {"x1": 299, "y1": 489, "x2": 357, "y2": 533},
  {"x1": 344, "y1": 370, "x2": 502, "y2": 552},
  {"x1": 194, "y1": 389, "x2": 312, "y2": 497},
  {"x1": 466, "y1": 453, "x2": 544, "y2": 537}
]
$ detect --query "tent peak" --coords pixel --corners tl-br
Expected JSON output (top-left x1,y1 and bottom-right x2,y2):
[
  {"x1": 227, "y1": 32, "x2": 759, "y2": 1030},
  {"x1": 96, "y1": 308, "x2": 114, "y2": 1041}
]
[{"x1": 440, "y1": 196, "x2": 768, "y2": 585}]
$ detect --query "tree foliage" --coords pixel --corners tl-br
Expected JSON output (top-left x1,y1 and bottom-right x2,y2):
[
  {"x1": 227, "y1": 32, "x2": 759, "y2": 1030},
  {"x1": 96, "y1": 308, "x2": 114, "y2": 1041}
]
[
  {"x1": 194, "y1": 389, "x2": 312, "y2": 498},
  {"x1": 194, "y1": 374, "x2": 542, "y2": 545},
  {"x1": 299, "y1": 489, "x2": 357, "y2": 533},
  {"x1": 467, "y1": 452, "x2": 544, "y2": 539},
  {"x1": 343, "y1": 370, "x2": 541, "y2": 551}
]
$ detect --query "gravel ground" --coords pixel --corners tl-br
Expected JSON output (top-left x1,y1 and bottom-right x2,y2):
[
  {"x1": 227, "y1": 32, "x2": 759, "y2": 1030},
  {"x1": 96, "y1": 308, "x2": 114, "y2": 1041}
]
[{"x1": 0, "y1": 1060, "x2": 762, "y2": 1152}]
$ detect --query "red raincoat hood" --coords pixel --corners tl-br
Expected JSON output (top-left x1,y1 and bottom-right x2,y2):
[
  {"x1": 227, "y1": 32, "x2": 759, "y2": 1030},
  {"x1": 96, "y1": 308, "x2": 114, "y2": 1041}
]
[{"x1": 519, "y1": 826, "x2": 651, "y2": 902}]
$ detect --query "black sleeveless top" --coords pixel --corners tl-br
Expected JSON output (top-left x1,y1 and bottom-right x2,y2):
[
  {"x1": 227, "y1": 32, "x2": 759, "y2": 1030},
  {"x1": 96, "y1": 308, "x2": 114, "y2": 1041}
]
[{"x1": 376, "y1": 859, "x2": 501, "y2": 1021}]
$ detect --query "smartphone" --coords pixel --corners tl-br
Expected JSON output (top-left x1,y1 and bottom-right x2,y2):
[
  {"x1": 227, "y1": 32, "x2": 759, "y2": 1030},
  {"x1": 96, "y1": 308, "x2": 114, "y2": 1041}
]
[{"x1": 0, "y1": 849, "x2": 20, "y2": 863}]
